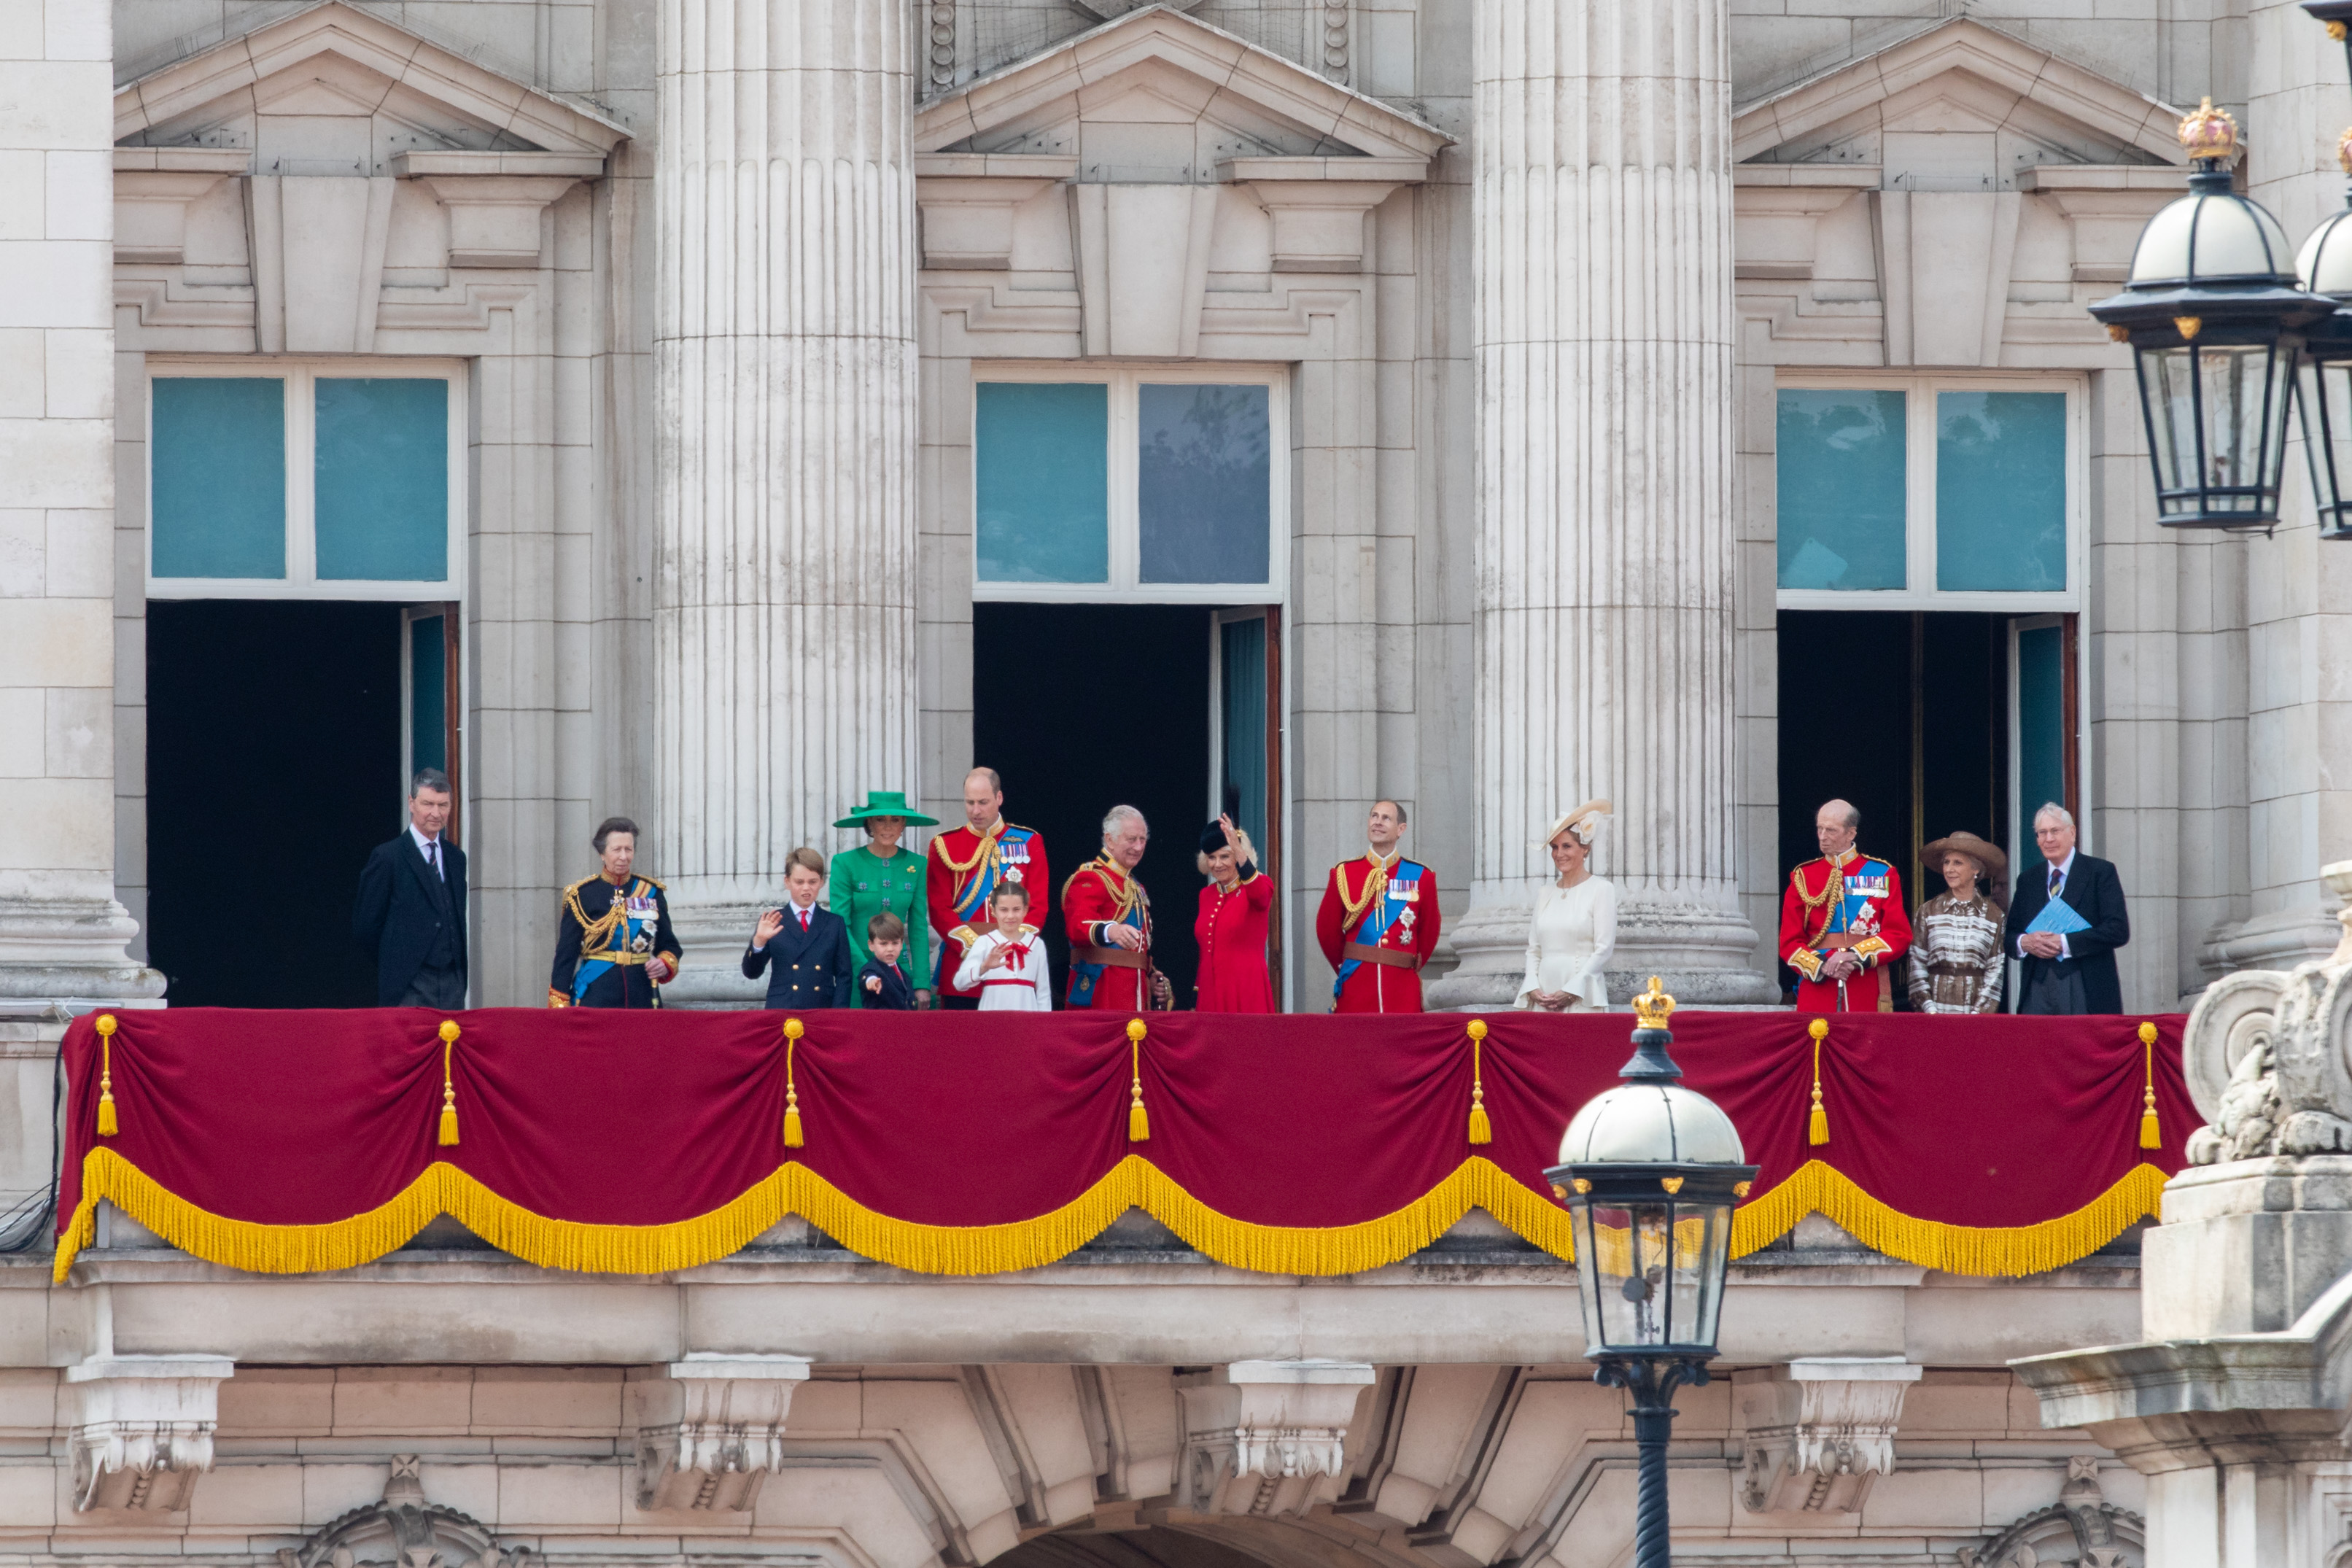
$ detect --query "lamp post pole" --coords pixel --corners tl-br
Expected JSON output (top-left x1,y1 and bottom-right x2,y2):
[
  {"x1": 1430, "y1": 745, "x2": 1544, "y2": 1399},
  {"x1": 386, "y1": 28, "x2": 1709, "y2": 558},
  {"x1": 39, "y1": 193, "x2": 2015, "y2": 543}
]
[{"x1": 1548, "y1": 978, "x2": 1756, "y2": 1568}]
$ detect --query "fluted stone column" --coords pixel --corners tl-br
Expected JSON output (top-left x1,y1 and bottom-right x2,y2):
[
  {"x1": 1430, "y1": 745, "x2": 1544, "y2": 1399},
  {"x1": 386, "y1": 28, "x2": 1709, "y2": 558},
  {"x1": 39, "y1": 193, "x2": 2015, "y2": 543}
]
[
  {"x1": 0, "y1": 4, "x2": 160, "y2": 1011},
  {"x1": 1427, "y1": 0, "x2": 1774, "y2": 1008},
  {"x1": 653, "y1": 0, "x2": 919, "y2": 1004}
]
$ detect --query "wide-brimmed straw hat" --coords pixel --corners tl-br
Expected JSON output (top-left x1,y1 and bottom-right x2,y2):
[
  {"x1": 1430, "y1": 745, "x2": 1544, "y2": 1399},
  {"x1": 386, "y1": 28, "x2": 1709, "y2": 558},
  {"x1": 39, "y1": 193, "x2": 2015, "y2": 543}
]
[
  {"x1": 833, "y1": 789, "x2": 939, "y2": 829},
  {"x1": 1921, "y1": 830, "x2": 2008, "y2": 888}
]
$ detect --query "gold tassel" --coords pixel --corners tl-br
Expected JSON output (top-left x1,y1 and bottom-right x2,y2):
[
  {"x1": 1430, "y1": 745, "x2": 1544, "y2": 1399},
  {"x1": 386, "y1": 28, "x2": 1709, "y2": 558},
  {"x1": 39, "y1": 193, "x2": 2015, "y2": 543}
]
[
  {"x1": 783, "y1": 1018, "x2": 805, "y2": 1148},
  {"x1": 1806, "y1": 1017, "x2": 1830, "y2": 1145},
  {"x1": 1466, "y1": 1019, "x2": 1492, "y2": 1144},
  {"x1": 94, "y1": 1014, "x2": 118, "y2": 1137},
  {"x1": 437, "y1": 1020, "x2": 461, "y2": 1146},
  {"x1": 2138, "y1": 1020, "x2": 2162, "y2": 1149},
  {"x1": 1127, "y1": 1019, "x2": 1150, "y2": 1142}
]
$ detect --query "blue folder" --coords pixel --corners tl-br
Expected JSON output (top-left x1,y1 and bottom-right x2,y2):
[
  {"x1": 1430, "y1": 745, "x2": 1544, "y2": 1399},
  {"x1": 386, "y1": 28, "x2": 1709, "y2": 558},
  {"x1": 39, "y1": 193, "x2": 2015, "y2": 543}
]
[{"x1": 2024, "y1": 896, "x2": 2091, "y2": 936}]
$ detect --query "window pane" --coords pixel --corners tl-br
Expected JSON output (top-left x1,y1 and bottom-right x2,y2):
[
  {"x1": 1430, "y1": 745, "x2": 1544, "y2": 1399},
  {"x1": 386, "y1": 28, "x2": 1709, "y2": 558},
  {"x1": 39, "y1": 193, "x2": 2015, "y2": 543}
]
[
  {"x1": 2017, "y1": 624, "x2": 2065, "y2": 826},
  {"x1": 1937, "y1": 391, "x2": 2066, "y2": 591},
  {"x1": 1138, "y1": 383, "x2": 1271, "y2": 584},
  {"x1": 315, "y1": 379, "x2": 449, "y2": 581},
  {"x1": 975, "y1": 382, "x2": 1109, "y2": 583},
  {"x1": 410, "y1": 615, "x2": 446, "y2": 775},
  {"x1": 1776, "y1": 389, "x2": 1906, "y2": 590},
  {"x1": 151, "y1": 378, "x2": 286, "y2": 579}
]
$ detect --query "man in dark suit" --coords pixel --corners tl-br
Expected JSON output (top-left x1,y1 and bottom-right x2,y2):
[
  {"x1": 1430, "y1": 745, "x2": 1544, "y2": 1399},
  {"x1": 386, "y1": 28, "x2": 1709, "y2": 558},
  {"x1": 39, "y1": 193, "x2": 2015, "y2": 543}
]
[
  {"x1": 2000, "y1": 802, "x2": 2129, "y2": 1014},
  {"x1": 352, "y1": 769, "x2": 468, "y2": 1008},
  {"x1": 743, "y1": 847, "x2": 854, "y2": 1009}
]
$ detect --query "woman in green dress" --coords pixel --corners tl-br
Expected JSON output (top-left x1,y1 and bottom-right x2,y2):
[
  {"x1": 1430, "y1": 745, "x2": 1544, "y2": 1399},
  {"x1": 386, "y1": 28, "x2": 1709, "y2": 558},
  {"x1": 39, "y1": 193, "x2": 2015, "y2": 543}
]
[{"x1": 831, "y1": 790, "x2": 939, "y2": 1008}]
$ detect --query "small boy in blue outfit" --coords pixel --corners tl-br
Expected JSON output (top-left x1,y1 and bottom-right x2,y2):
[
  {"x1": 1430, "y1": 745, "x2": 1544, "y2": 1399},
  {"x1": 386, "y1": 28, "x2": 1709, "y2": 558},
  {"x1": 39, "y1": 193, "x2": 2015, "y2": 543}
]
[{"x1": 860, "y1": 912, "x2": 917, "y2": 1010}]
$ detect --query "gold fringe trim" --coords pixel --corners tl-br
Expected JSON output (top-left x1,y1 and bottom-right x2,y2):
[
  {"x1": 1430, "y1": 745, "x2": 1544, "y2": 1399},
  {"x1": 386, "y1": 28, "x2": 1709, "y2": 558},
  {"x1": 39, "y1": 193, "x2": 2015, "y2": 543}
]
[
  {"x1": 53, "y1": 1148, "x2": 2167, "y2": 1284},
  {"x1": 1727, "y1": 1158, "x2": 2170, "y2": 1276}
]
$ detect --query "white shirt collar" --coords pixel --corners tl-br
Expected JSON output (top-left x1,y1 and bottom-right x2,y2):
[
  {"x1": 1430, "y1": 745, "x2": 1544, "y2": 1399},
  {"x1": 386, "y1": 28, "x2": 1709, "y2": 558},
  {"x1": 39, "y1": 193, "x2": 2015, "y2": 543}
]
[
  {"x1": 788, "y1": 895, "x2": 818, "y2": 916},
  {"x1": 2046, "y1": 848, "x2": 2077, "y2": 881},
  {"x1": 409, "y1": 824, "x2": 440, "y2": 853}
]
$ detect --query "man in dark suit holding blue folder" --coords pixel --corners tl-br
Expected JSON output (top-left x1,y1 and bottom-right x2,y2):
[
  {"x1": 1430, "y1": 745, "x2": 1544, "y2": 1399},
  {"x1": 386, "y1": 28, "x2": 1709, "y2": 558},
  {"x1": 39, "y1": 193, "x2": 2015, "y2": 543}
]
[{"x1": 2001, "y1": 803, "x2": 2129, "y2": 1014}]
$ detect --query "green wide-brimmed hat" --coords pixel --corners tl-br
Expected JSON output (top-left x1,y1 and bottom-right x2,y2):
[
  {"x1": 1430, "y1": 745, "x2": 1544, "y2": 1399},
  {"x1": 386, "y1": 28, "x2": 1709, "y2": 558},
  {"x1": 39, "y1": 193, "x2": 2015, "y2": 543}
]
[{"x1": 834, "y1": 789, "x2": 939, "y2": 829}]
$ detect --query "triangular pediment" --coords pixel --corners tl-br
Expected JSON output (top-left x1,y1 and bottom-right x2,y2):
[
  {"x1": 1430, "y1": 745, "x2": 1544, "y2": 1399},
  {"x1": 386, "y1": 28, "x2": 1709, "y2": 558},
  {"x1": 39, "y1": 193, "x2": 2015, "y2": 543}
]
[
  {"x1": 914, "y1": 5, "x2": 1448, "y2": 168},
  {"x1": 115, "y1": 1, "x2": 626, "y2": 168},
  {"x1": 1734, "y1": 18, "x2": 2182, "y2": 181}
]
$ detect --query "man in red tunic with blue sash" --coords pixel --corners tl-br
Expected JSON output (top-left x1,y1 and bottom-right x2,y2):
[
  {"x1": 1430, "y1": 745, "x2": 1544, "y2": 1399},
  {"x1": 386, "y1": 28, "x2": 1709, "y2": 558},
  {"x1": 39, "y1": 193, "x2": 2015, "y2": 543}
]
[
  {"x1": 1315, "y1": 799, "x2": 1440, "y2": 1013},
  {"x1": 1779, "y1": 798, "x2": 1912, "y2": 1013},
  {"x1": 927, "y1": 768, "x2": 1049, "y2": 1010},
  {"x1": 1063, "y1": 804, "x2": 1172, "y2": 1012}
]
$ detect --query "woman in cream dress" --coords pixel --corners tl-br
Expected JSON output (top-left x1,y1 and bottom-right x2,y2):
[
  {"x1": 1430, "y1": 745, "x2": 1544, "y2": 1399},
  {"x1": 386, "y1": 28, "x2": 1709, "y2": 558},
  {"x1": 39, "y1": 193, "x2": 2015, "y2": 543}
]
[{"x1": 1515, "y1": 801, "x2": 1617, "y2": 1012}]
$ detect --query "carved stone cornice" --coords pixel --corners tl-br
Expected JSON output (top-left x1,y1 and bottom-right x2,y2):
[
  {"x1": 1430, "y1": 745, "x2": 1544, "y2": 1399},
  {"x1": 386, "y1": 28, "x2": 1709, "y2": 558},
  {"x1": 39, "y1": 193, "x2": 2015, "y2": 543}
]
[
  {"x1": 1173, "y1": 1359, "x2": 1374, "y2": 1518},
  {"x1": 632, "y1": 1353, "x2": 812, "y2": 1512},
  {"x1": 278, "y1": 1456, "x2": 530, "y2": 1568},
  {"x1": 1736, "y1": 1356, "x2": 1921, "y2": 1515}
]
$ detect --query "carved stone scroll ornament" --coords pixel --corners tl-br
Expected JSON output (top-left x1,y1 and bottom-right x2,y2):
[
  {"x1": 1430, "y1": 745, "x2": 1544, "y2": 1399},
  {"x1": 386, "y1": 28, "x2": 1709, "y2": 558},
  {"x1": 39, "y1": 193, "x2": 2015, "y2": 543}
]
[
  {"x1": 1957, "y1": 1457, "x2": 2144, "y2": 1568},
  {"x1": 1173, "y1": 1360, "x2": 1375, "y2": 1518},
  {"x1": 632, "y1": 1354, "x2": 811, "y2": 1512},
  {"x1": 276, "y1": 1456, "x2": 532, "y2": 1568},
  {"x1": 2184, "y1": 861, "x2": 2352, "y2": 1163},
  {"x1": 66, "y1": 1354, "x2": 233, "y2": 1513},
  {"x1": 1736, "y1": 1357, "x2": 1920, "y2": 1515}
]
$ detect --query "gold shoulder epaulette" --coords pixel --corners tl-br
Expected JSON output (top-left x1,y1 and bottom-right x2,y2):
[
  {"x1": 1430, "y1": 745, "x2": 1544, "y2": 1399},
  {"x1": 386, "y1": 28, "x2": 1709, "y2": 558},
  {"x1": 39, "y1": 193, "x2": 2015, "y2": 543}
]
[
  {"x1": 563, "y1": 873, "x2": 601, "y2": 896},
  {"x1": 638, "y1": 874, "x2": 666, "y2": 893}
]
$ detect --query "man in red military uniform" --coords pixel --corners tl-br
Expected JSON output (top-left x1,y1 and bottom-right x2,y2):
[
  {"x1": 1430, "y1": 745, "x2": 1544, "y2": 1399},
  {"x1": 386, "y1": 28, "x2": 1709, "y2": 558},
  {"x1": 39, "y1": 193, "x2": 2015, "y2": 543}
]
[
  {"x1": 1779, "y1": 797, "x2": 1912, "y2": 1013},
  {"x1": 927, "y1": 767, "x2": 1049, "y2": 1010},
  {"x1": 1316, "y1": 799, "x2": 1440, "y2": 1013},
  {"x1": 1063, "y1": 804, "x2": 1173, "y2": 1011}
]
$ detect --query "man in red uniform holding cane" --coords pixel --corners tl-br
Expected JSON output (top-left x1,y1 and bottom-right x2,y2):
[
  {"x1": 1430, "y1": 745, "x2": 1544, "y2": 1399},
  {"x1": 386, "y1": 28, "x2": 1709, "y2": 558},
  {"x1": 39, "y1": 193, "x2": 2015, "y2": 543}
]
[
  {"x1": 1779, "y1": 798, "x2": 1911, "y2": 1013},
  {"x1": 1316, "y1": 799, "x2": 1440, "y2": 1013},
  {"x1": 927, "y1": 767, "x2": 1049, "y2": 1010},
  {"x1": 1064, "y1": 804, "x2": 1173, "y2": 1012}
]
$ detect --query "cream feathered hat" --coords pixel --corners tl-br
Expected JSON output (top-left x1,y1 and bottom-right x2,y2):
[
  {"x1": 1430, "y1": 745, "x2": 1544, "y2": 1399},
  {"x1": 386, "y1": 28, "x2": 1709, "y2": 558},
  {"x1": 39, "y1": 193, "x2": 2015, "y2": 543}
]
[{"x1": 1544, "y1": 799, "x2": 1612, "y2": 846}]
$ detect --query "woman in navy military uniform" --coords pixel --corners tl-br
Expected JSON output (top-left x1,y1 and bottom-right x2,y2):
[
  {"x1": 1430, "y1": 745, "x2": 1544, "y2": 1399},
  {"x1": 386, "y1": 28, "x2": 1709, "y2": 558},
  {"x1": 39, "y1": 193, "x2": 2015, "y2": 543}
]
[
  {"x1": 549, "y1": 817, "x2": 681, "y2": 1008},
  {"x1": 744, "y1": 847, "x2": 854, "y2": 1009}
]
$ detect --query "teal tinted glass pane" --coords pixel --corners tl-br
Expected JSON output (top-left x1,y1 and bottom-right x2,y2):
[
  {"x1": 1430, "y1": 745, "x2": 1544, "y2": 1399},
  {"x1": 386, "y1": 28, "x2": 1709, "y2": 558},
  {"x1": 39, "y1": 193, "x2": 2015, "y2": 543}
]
[
  {"x1": 1937, "y1": 392, "x2": 2066, "y2": 591},
  {"x1": 1220, "y1": 616, "x2": 1268, "y2": 851},
  {"x1": 1777, "y1": 389, "x2": 1906, "y2": 590},
  {"x1": 315, "y1": 379, "x2": 449, "y2": 581},
  {"x1": 151, "y1": 378, "x2": 286, "y2": 579},
  {"x1": 975, "y1": 382, "x2": 1109, "y2": 583},
  {"x1": 2017, "y1": 624, "x2": 2065, "y2": 827},
  {"x1": 1138, "y1": 384, "x2": 1271, "y2": 583},
  {"x1": 409, "y1": 616, "x2": 446, "y2": 774}
]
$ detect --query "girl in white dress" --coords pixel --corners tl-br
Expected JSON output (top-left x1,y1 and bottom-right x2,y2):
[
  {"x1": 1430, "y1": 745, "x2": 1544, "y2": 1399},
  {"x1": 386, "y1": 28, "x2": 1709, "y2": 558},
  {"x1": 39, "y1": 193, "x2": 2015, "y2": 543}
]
[
  {"x1": 954, "y1": 883, "x2": 1055, "y2": 1012},
  {"x1": 1515, "y1": 800, "x2": 1618, "y2": 1012}
]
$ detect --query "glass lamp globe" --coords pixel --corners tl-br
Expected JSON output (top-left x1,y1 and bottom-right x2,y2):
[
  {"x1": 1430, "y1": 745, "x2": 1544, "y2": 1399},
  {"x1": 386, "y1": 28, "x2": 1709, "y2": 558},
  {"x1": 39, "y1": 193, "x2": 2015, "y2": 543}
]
[
  {"x1": 1545, "y1": 979, "x2": 1758, "y2": 1359},
  {"x1": 2088, "y1": 100, "x2": 2334, "y2": 531},
  {"x1": 2297, "y1": 127, "x2": 2352, "y2": 540}
]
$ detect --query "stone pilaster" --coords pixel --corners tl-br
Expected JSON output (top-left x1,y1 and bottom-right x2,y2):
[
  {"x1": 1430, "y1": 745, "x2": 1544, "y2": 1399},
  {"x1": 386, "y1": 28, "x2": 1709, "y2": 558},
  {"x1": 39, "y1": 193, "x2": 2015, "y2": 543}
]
[
  {"x1": 653, "y1": 0, "x2": 920, "y2": 1005},
  {"x1": 1428, "y1": 0, "x2": 1774, "y2": 1008},
  {"x1": 0, "y1": 4, "x2": 160, "y2": 1009}
]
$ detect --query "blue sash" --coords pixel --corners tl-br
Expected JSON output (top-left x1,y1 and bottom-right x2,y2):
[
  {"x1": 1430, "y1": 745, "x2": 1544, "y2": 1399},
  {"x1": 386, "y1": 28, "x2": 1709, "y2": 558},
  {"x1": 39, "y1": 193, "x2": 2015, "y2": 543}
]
[
  {"x1": 1828, "y1": 858, "x2": 1893, "y2": 939},
  {"x1": 572, "y1": 881, "x2": 655, "y2": 1003},
  {"x1": 950, "y1": 828, "x2": 1037, "y2": 926},
  {"x1": 1333, "y1": 859, "x2": 1426, "y2": 1001},
  {"x1": 1068, "y1": 901, "x2": 1142, "y2": 1009}
]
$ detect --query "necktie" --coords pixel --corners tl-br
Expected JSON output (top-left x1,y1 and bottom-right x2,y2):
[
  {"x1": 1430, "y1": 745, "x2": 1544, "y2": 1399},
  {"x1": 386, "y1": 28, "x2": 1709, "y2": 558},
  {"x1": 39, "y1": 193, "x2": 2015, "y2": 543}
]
[
  {"x1": 2049, "y1": 866, "x2": 2064, "y2": 899},
  {"x1": 426, "y1": 839, "x2": 440, "y2": 878},
  {"x1": 798, "y1": 907, "x2": 810, "y2": 933}
]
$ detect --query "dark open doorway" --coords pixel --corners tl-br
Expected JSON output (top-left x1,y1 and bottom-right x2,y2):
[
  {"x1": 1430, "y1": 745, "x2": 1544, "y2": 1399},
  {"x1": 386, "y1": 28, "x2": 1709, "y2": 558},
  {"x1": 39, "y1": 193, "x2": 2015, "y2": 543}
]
[
  {"x1": 1776, "y1": 610, "x2": 2010, "y2": 1006},
  {"x1": 148, "y1": 600, "x2": 403, "y2": 1006},
  {"x1": 973, "y1": 603, "x2": 1214, "y2": 1006}
]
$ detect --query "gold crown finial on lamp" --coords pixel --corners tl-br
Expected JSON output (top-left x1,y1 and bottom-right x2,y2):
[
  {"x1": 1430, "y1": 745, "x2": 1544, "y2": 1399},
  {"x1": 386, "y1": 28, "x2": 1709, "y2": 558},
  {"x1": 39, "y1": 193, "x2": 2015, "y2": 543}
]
[
  {"x1": 1631, "y1": 976, "x2": 1676, "y2": 1030},
  {"x1": 2179, "y1": 98, "x2": 2240, "y2": 166}
]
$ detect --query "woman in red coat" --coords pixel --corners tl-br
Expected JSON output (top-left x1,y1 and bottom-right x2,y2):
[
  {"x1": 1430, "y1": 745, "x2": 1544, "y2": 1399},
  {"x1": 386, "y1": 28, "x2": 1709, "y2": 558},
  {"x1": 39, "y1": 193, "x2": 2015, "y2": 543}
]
[{"x1": 1194, "y1": 815, "x2": 1276, "y2": 1012}]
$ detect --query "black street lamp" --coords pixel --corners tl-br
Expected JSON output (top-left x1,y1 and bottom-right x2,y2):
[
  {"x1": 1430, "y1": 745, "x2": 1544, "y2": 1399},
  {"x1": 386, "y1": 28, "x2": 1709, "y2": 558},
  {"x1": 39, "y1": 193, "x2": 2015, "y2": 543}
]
[
  {"x1": 2089, "y1": 101, "x2": 2334, "y2": 532},
  {"x1": 1545, "y1": 979, "x2": 1757, "y2": 1568},
  {"x1": 2298, "y1": 132, "x2": 2352, "y2": 540}
]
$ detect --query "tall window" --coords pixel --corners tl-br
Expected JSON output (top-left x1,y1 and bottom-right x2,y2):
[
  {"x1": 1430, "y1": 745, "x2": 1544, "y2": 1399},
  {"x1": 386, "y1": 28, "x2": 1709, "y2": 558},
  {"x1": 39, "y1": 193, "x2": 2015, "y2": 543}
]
[
  {"x1": 971, "y1": 366, "x2": 1286, "y2": 602},
  {"x1": 147, "y1": 362, "x2": 464, "y2": 599},
  {"x1": 1775, "y1": 376, "x2": 2079, "y2": 608}
]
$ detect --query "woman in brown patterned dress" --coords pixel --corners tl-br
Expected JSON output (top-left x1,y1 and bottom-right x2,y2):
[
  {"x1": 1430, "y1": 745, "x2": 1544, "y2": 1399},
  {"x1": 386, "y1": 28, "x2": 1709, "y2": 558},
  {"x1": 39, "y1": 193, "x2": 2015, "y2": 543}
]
[{"x1": 1907, "y1": 831, "x2": 2008, "y2": 1014}]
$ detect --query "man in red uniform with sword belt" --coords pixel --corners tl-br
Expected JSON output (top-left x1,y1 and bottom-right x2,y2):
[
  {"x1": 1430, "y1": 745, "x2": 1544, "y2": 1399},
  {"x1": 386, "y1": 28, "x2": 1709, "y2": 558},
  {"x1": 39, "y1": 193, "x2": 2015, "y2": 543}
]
[
  {"x1": 927, "y1": 767, "x2": 1050, "y2": 1011},
  {"x1": 1779, "y1": 797, "x2": 1912, "y2": 1013},
  {"x1": 1316, "y1": 799, "x2": 1440, "y2": 1012},
  {"x1": 1064, "y1": 804, "x2": 1173, "y2": 1011}
]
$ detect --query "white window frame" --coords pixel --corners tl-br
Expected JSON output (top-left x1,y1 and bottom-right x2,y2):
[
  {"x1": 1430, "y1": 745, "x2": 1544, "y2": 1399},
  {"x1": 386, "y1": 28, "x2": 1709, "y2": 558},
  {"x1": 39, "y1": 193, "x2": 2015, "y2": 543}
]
[
  {"x1": 1773, "y1": 372, "x2": 2086, "y2": 613},
  {"x1": 144, "y1": 357, "x2": 467, "y2": 602},
  {"x1": 969, "y1": 362, "x2": 1290, "y2": 605}
]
